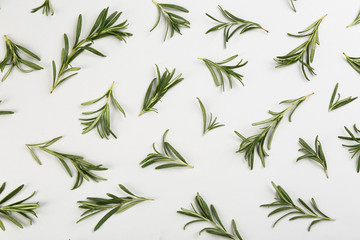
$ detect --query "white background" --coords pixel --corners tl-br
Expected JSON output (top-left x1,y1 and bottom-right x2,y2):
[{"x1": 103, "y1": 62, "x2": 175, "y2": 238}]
[{"x1": 0, "y1": 0, "x2": 360, "y2": 239}]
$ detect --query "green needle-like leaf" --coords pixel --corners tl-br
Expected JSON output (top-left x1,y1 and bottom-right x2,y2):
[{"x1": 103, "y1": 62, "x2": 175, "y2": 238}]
[
  {"x1": 338, "y1": 124, "x2": 360, "y2": 172},
  {"x1": 26, "y1": 136, "x2": 107, "y2": 190},
  {"x1": 297, "y1": 136, "x2": 328, "y2": 178},
  {"x1": 261, "y1": 181, "x2": 335, "y2": 231},
  {"x1": 205, "y1": 5, "x2": 268, "y2": 48},
  {"x1": 51, "y1": 7, "x2": 132, "y2": 93},
  {"x1": 77, "y1": 184, "x2": 153, "y2": 231},
  {"x1": 198, "y1": 55, "x2": 247, "y2": 91},
  {"x1": 80, "y1": 82, "x2": 125, "y2": 139},
  {"x1": 290, "y1": 0, "x2": 297, "y2": 12},
  {"x1": 196, "y1": 97, "x2": 224, "y2": 135},
  {"x1": 150, "y1": 0, "x2": 190, "y2": 41},
  {"x1": 178, "y1": 193, "x2": 244, "y2": 240},
  {"x1": 274, "y1": 14, "x2": 327, "y2": 81},
  {"x1": 31, "y1": 0, "x2": 54, "y2": 16},
  {"x1": 343, "y1": 52, "x2": 360, "y2": 74},
  {"x1": 347, "y1": 9, "x2": 360, "y2": 28},
  {"x1": 140, "y1": 129, "x2": 193, "y2": 169},
  {"x1": 0, "y1": 100, "x2": 14, "y2": 115},
  {"x1": 328, "y1": 83, "x2": 357, "y2": 112},
  {"x1": 0, "y1": 182, "x2": 39, "y2": 231},
  {"x1": 0, "y1": 35, "x2": 43, "y2": 82},
  {"x1": 235, "y1": 93, "x2": 313, "y2": 169}
]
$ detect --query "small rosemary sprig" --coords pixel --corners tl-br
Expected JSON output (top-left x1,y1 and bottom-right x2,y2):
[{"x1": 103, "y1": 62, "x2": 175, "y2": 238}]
[
  {"x1": 140, "y1": 129, "x2": 193, "y2": 169},
  {"x1": 26, "y1": 136, "x2": 107, "y2": 190},
  {"x1": 198, "y1": 55, "x2": 247, "y2": 91},
  {"x1": 178, "y1": 193, "x2": 244, "y2": 240},
  {"x1": 0, "y1": 100, "x2": 14, "y2": 115},
  {"x1": 205, "y1": 5, "x2": 268, "y2": 48},
  {"x1": 0, "y1": 182, "x2": 39, "y2": 231},
  {"x1": 338, "y1": 125, "x2": 360, "y2": 172},
  {"x1": 150, "y1": 0, "x2": 190, "y2": 41},
  {"x1": 290, "y1": 0, "x2": 297, "y2": 12},
  {"x1": 297, "y1": 136, "x2": 328, "y2": 178},
  {"x1": 0, "y1": 35, "x2": 43, "y2": 82},
  {"x1": 347, "y1": 9, "x2": 360, "y2": 28},
  {"x1": 139, "y1": 64, "x2": 183, "y2": 116},
  {"x1": 328, "y1": 83, "x2": 357, "y2": 112},
  {"x1": 235, "y1": 93, "x2": 313, "y2": 169},
  {"x1": 274, "y1": 14, "x2": 327, "y2": 81},
  {"x1": 196, "y1": 97, "x2": 224, "y2": 135},
  {"x1": 77, "y1": 184, "x2": 153, "y2": 231},
  {"x1": 31, "y1": 0, "x2": 54, "y2": 16},
  {"x1": 343, "y1": 52, "x2": 360, "y2": 74},
  {"x1": 51, "y1": 8, "x2": 132, "y2": 93},
  {"x1": 80, "y1": 82, "x2": 125, "y2": 139},
  {"x1": 261, "y1": 181, "x2": 335, "y2": 231}
]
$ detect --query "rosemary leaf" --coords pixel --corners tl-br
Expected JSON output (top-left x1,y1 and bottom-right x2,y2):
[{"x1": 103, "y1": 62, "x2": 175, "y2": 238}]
[
  {"x1": 0, "y1": 100, "x2": 14, "y2": 115},
  {"x1": 290, "y1": 0, "x2": 297, "y2": 12},
  {"x1": 26, "y1": 136, "x2": 107, "y2": 190},
  {"x1": 347, "y1": 9, "x2": 360, "y2": 28},
  {"x1": 178, "y1": 193, "x2": 244, "y2": 240},
  {"x1": 328, "y1": 83, "x2": 357, "y2": 112},
  {"x1": 235, "y1": 93, "x2": 313, "y2": 169},
  {"x1": 261, "y1": 181, "x2": 335, "y2": 231},
  {"x1": 196, "y1": 97, "x2": 224, "y2": 135},
  {"x1": 338, "y1": 125, "x2": 360, "y2": 172},
  {"x1": 343, "y1": 52, "x2": 360, "y2": 74},
  {"x1": 31, "y1": 0, "x2": 54, "y2": 16},
  {"x1": 77, "y1": 184, "x2": 153, "y2": 231},
  {"x1": 140, "y1": 129, "x2": 193, "y2": 169}
]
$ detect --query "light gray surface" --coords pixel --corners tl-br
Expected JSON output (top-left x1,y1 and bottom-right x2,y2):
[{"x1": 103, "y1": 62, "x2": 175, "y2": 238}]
[{"x1": 1, "y1": 0, "x2": 360, "y2": 239}]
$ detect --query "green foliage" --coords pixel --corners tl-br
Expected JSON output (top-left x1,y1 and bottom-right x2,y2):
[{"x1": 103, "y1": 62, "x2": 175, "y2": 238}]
[
  {"x1": 80, "y1": 82, "x2": 125, "y2": 139},
  {"x1": 328, "y1": 83, "x2": 357, "y2": 111},
  {"x1": 274, "y1": 15, "x2": 327, "y2": 81},
  {"x1": 290, "y1": 0, "x2": 297, "y2": 12},
  {"x1": 199, "y1": 55, "x2": 247, "y2": 91},
  {"x1": 51, "y1": 7, "x2": 132, "y2": 93},
  {"x1": 31, "y1": 0, "x2": 54, "y2": 16},
  {"x1": 261, "y1": 181, "x2": 335, "y2": 231},
  {"x1": 26, "y1": 136, "x2": 107, "y2": 190},
  {"x1": 235, "y1": 93, "x2": 313, "y2": 169},
  {"x1": 343, "y1": 52, "x2": 360, "y2": 74},
  {"x1": 338, "y1": 125, "x2": 360, "y2": 172},
  {"x1": 150, "y1": 0, "x2": 190, "y2": 41},
  {"x1": 140, "y1": 129, "x2": 193, "y2": 169},
  {"x1": 347, "y1": 9, "x2": 360, "y2": 28},
  {"x1": 178, "y1": 193, "x2": 243, "y2": 240},
  {"x1": 139, "y1": 64, "x2": 183, "y2": 116},
  {"x1": 0, "y1": 35, "x2": 43, "y2": 82},
  {"x1": 0, "y1": 100, "x2": 14, "y2": 115},
  {"x1": 205, "y1": 5, "x2": 268, "y2": 48},
  {"x1": 0, "y1": 182, "x2": 39, "y2": 231},
  {"x1": 77, "y1": 184, "x2": 153, "y2": 231},
  {"x1": 297, "y1": 136, "x2": 328, "y2": 178},
  {"x1": 196, "y1": 97, "x2": 224, "y2": 135}
]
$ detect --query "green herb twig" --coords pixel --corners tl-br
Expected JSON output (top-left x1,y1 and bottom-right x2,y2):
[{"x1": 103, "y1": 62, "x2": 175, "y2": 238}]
[
  {"x1": 274, "y1": 15, "x2": 327, "y2": 81},
  {"x1": 339, "y1": 125, "x2": 360, "y2": 172},
  {"x1": 343, "y1": 52, "x2": 360, "y2": 74},
  {"x1": 235, "y1": 93, "x2": 313, "y2": 169},
  {"x1": 0, "y1": 100, "x2": 14, "y2": 115},
  {"x1": 198, "y1": 55, "x2": 247, "y2": 91},
  {"x1": 196, "y1": 97, "x2": 224, "y2": 135},
  {"x1": 261, "y1": 181, "x2": 335, "y2": 231},
  {"x1": 77, "y1": 184, "x2": 153, "y2": 231},
  {"x1": 150, "y1": 0, "x2": 190, "y2": 41},
  {"x1": 26, "y1": 136, "x2": 107, "y2": 190},
  {"x1": 80, "y1": 82, "x2": 125, "y2": 139},
  {"x1": 205, "y1": 5, "x2": 268, "y2": 48},
  {"x1": 328, "y1": 83, "x2": 357, "y2": 112},
  {"x1": 290, "y1": 0, "x2": 297, "y2": 12},
  {"x1": 297, "y1": 136, "x2": 328, "y2": 178},
  {"x1": 0, "y1": 35, "x2": 43, "y2": 82},
  {"x1": 139, "y1": 64, "x2": 183, "y2": 116},
  {"x1": 0, "y1": 182, "x2": 39, "y2": 231},
  {"x1": 51, "y1": 8, "x2": 132, "y2": 93},
  {"x1": 178, "y1": 193, "x2": 244, "y2": 240},
  {"x1": 31, "y1": 0, "x2": 54, "y2": 16},
  {"x1": 347, "y1": 9, "x2": 360, "y2": 28},
  {"x1": 140, "y1": 129, "x2": 193, "y2": 169}
]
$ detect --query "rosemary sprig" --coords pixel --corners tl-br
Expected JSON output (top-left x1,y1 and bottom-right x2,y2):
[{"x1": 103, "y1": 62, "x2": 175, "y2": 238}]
[
  {"x1": 235, "y1": 93, "x2": 313, "y2": 169},
  {"x1": 274, "y1": 14, "x2": 327, "y2": 81},
  {"x1": 328, "y1": 83, "x2": 357, "y2": 112},
  {"x1": 51, "y1": 8, "x2": 132, "y2": 93},
  {"x1": 31, "y1": 0, "x2": 54, "y2": 16},
  {"x1": 343, "y1": 52, "x2": 360, "y2": 74},
  {"x1": 140, "y1": 129, "x2": 193, "y2": 169},
  {"x1": 0, "y1": 182, "x2": 39, "y2": 231},
  {"x1": 205, "y1": 5, "x2": 268, "y2": 48},
  {"x1": 0, "y1": 100, "x2": 14, "y2": 115},
  {"x1": 139, "y1": 64, "x2": 183, "y2": 116},
  {"x1": 196, "y1": 97, "x2": 224, "y2": 135},
  {"x1": 178, "y1": 193, "x2": 244, "y2": 240},
  {"x1": 261, "y1": 181, "x2": 335, "y2": 231},
  {"x1": 338, "y1": 125, "x2": 360, "y2": 172},
  {"x1": 347, "y1": 9, "x2": 360, "y2": 28},
  {"x1": 297, "y1": 136, "x2": 328, "y2": 178},
  {"x1": 26, "y1": 136, "x2": 107, "y2": 190},
  {"x1": 198, "y1": 55, "x2": 247, "y2": 91},
  {"x1": 77, "y1": 184, "x2": 153, "y2": 231},
  {"x1": 80, "y1": 82, "x2": 125, "y2": 139},
  {"x1": 290, "y1": 0, "x2": 297, "y2": 12},
  {"x1": 0, "y1": 35, "x2": 43, "y2": 82},
  {"x1": 150, "y1": 0, "x2": 190, "y2": 41}
]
